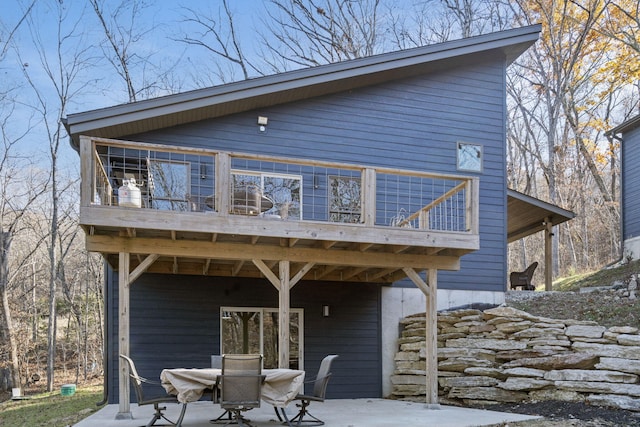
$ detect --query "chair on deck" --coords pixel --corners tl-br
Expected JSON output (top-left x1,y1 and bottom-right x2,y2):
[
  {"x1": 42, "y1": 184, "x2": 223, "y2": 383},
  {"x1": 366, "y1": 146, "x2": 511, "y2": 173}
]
[
  {"x1": 510, "y1": 262, "x2": 539, "y2": 291},
  {"x1": 277, "y1": 354, "x2": 338, "y2": 427},
  {"x1": 216, "y1": 354, "x2": 265, "y2": 427},
  {"x1": 119, "y1": 354, "x2": 187, "y2": 427}
]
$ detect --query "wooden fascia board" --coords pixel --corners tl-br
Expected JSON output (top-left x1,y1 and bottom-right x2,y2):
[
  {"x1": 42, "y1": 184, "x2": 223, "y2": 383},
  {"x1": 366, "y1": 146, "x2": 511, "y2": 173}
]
[
  {"x1": 85, "y1": 235, "x2": 461, "y2": 270},
  {"x1": 80, "y1": 206, "x2": 479, "y2": 251}
]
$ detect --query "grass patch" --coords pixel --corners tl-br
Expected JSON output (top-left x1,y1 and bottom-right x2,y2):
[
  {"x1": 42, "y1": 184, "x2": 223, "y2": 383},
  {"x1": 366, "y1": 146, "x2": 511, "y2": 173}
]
[
  {"x1": 0, "y1": 385, "x2": 104, "y2": 427},
  {"x1": 551, "y1": 259, "x2": 640, "y2": 292}
]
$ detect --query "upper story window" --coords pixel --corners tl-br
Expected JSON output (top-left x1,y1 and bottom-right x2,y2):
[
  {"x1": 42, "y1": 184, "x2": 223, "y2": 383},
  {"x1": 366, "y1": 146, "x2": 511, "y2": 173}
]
[
  {"x1": 232, "y1": 171, "x2": 302, "y2": 219},
  {"x1": 149, "y1": 160, "x2": 190, "y2": 211},
  {"x1": 329, "y1": 175, "x2": 361, "y2": 223}
]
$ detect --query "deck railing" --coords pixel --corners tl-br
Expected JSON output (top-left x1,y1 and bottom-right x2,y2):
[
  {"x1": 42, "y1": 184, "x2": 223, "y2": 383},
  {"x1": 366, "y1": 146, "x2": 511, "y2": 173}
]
[{"x1": 80, "y1": 136, "x2": 479, "y2": 234}]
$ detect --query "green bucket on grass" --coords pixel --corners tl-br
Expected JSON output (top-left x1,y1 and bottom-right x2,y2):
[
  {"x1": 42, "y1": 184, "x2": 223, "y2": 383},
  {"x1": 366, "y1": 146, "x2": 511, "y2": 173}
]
[{"x1": 61, "y1": 384, "x2": 76, "y2": 396}]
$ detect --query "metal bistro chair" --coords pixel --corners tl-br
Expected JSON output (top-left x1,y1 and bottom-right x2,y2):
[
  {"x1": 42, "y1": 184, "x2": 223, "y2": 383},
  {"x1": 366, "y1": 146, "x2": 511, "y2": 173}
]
[
  {"x1": 277, "y1": 354, "x2": 338, "y2": 427},
  {"x1": 215, "y1": 354, "x2": 265, "y2": 427},
  {"x1": 119, "y1": 354, "x2": 187, "y2": 427}
]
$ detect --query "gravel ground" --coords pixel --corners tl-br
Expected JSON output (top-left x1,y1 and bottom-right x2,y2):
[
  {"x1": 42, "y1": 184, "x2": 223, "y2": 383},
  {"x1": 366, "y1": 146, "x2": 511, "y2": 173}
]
[{"x1": 464, "y1": 400, "x2": 640, "y2": 426}]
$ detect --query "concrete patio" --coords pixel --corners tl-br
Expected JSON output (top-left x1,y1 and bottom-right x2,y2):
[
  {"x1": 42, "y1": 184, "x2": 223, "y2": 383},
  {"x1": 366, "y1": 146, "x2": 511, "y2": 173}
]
[{"x1": 74, "y1": 399, "x2": 540, "y2": 427}]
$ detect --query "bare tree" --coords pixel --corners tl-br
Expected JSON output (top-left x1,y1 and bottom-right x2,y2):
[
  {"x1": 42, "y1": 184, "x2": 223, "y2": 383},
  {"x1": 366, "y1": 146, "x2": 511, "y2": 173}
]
[
  {"x1": 259, "y1": 0, "x2": 382, "y2": 70},
  {"x1": 89, "y1": 0, "x2": 179, "y2": 102},
  {"x1": 177, "y1": 0, "x2": 259, "y2": 84},
  {"x1": 20, "y1": 1, "x2": 94, "y2": 391}
]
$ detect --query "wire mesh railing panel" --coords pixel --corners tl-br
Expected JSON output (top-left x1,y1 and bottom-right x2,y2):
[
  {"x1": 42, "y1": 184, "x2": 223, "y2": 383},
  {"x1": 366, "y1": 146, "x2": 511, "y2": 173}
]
[
  {"x1": 376, "y1": 174, "x2": 468, "y2": 232},
  {"x1": 88, "y1": 138, "x2": 473, "y2": 234}
]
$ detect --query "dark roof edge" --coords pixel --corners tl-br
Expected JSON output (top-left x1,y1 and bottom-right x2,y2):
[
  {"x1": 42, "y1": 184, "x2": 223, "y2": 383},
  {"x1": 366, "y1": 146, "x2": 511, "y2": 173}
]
[
  {"x1": 507, "y1": 188, "x2": 576, "y2": 220},
  {"x1": 65, "y1": 24, "x2": 541, "y2": 129},
  {"x1": 606, "y1": 114, "x2": 640, "y2": 137}
]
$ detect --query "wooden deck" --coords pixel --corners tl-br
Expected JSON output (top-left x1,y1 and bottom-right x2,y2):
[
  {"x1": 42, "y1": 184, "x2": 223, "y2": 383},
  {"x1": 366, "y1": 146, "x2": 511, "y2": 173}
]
[{"x1": 79, "y1": 136, "x2": 480, "y2": 283}]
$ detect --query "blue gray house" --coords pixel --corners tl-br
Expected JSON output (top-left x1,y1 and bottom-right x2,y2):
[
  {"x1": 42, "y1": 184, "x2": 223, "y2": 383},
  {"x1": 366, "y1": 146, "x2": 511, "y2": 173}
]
[
  {"x1": 64, "y1": 25, "x2": 556, "y2": 416},
  {"x1": 607, "y1": 115, "x2": 640, "y2": 260}
]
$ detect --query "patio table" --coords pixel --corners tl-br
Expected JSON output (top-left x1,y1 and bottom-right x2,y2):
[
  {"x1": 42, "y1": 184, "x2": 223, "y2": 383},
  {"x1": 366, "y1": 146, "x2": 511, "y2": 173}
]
[{"x1": 160, "y1": 368, "x2": 304, "y2": 407}]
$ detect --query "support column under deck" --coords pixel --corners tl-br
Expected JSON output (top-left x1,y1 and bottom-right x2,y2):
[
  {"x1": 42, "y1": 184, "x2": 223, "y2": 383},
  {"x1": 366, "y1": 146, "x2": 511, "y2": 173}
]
[{"x1": 116, "y1": 252, "x2": 132, "y2": 419}]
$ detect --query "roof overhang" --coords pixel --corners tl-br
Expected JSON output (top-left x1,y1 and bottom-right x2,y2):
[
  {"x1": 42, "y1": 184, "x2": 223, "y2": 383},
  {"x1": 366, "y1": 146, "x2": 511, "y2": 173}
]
[
  {"x1": 507, "y1": 189, "x2": 575, "y2": 243},
  {"x1": 64, "y1": 24, "x2": 541, "y2": 149},
  {"x1": 605, "y1": 114, "x2": 640, "y2": 137}
]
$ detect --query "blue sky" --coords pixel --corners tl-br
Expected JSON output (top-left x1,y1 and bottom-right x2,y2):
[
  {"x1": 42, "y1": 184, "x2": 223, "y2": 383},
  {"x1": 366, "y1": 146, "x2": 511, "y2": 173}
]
[{"x1": 2, "y1": 0, "x2": 423, "y2": 162}]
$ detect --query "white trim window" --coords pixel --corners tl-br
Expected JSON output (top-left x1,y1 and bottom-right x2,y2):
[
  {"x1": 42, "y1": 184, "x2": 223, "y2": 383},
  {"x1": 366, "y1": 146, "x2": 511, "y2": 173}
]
[
  {"x1": 231, "y1": 170, "x2": 302, "y2": 219},
  {"x1": 220, "y1": 307, "x2": 304, "y2": 370}
]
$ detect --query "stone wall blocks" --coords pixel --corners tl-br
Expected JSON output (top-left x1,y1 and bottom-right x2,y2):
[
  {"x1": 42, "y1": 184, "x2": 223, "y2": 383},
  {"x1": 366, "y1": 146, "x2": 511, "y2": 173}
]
[
  {"x1": 393, "y1": 307, "x2": 640, "y2": 411},
  {"x1": 544, "y1": 369, "x2": 639, "y2": 383},
  {"x1": 503, "y1": 367, "x2": 546, "y2": 378},
  {"x1": 555, "y1": 381, "x2": 640, "y2": 396},
  {"x1": 446, "y1": 338, "x2": 527, "y2": 351},
  {"x1": 497, "y1": 377, "x2": 554, "y2": 391},
  {"x1": 463, "y1": 367, "x2": 507, "y2": 380},
  {"x1": 448, "y1": 386, "x2": 528, "y2": 402},
  {"x1": 502, "y1": 353, "x2": 598, "y2": 370},
  {"x1": 587, "y1": 394, "x2": 640, "y2": 411},
  {"x1": 573, "y1": 341, "x2": 640, "y2": 359},
  {"x1": 495, "y1": 321, "x2": 533, "y2": 333},
  {"x1": 595, "y1": 357, "x2": 640, "y2": 375},
  {"x1": 618, "y1": 334, "x2": 640, "y2": 346},
  {"x1": 608, "y1": 326, "x2": 639, "y2": 334},
  {"x1": 566, "y1": 325, "x2": 606, "y2": 338}
]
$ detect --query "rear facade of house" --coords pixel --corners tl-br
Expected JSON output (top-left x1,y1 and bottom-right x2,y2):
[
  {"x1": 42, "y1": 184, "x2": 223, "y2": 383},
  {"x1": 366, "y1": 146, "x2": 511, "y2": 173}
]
[
  {"x1": 65, "y1": 26, "x2": 541, "y2": 404},
  {"x1": 611, "y1": 115, "x2": 640, "y2": 260}
]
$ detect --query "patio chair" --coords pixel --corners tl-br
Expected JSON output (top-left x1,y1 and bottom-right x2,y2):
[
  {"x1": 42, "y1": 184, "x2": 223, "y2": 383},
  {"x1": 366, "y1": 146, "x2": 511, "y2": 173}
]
[
  {"x1": 509, "y1": 262, "x2": 538, "y2": 291},
  {"x1": 215, "y1": 354, "x2": 265, "y2": 427},
  {"x1": 119, "y1": 354, "x2": 187, "y2": 427},
  {"x1": 277, "y1": 354, "x2": 338, "y2": 426}
]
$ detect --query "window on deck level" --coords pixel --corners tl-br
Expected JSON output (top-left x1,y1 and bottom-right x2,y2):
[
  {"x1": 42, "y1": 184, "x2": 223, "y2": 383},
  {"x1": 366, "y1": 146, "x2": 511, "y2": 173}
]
[
  {"x1": 329, "y1": 175, "x2": 361, "y2": 223},
  {"x1": 231, "y1": 171, "x2": 302, "y2": 219},
  {"x1": 148, "y1": 160, "x2": 190, "y2": 211}
]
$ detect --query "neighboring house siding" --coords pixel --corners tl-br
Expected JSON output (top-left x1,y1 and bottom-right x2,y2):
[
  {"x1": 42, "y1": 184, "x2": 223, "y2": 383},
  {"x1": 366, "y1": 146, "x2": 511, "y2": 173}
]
[
  {"x1": 623, "y1": 126, "x2": 640, "y2": 241},
  {"x1": 129, "y1": 56, "x2": 508, "y2": 293},
  {"x1": 107, "y1": 271, "x2": 381, "y2": 403}
]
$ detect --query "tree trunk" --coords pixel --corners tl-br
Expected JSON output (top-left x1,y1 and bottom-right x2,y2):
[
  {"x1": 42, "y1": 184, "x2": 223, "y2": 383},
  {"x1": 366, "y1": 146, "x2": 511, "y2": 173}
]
[{"x1": 0, "y1": 230, "x2": 22, "y2": 391}]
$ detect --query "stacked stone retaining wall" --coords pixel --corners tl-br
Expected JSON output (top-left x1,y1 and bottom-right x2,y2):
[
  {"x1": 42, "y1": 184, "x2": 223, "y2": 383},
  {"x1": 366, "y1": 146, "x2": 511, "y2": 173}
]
[{"x1": 391, "y1": 306, "x2": 640, "y2": 411}]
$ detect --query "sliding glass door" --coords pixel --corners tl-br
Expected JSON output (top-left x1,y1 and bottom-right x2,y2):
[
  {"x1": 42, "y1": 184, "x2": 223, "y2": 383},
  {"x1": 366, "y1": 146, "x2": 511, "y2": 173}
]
[{"x1": 220, "y1": 307, "x2": 303, "y2": 370}]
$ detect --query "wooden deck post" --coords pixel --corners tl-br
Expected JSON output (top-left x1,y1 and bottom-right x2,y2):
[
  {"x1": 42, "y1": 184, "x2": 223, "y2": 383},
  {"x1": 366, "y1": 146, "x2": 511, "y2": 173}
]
[
  {"x1": 279, "y1": 260, "x2": 290, "y2": 369},
  {"x1": 425, "y1": 269, "x2": 439, "y2": 408},
  {"x1": 545, "y1": 217, "x2": 553, "y2": 291},
  {"x1": 402, "y1": 267, "x2": 440, "y2": 409},
  {"x1": 116, "y1": 252, "x2": 132, "y2": 419}
]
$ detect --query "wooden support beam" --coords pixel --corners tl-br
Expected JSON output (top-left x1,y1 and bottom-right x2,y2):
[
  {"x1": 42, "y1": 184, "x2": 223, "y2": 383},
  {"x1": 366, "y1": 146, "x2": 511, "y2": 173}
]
[
  {"x1": 362, "y1": 168, "x2": 376, "y2": 226},
  {"x1": 279, "y1": 261, "x2": 290, "y2": 368},
  {"x1": 366, "y1": 268, "x2": 397, "y2": 281},
  {"x1": 117, "y1": 252, "x2": 131, "y2": 417},
  {"x1": 290, "y1": 262, "x2": 315, "y2": 288},
  {"x1": 86, "y1": 235, "x2": 462, "y2": 270},
  {"x1": 215, "y1": 153, "x2": 231, "y2": 215},
  {"x1": 342, "y1": 267, "x2": 368, "y2": 280},
  {"x1": 252, "y1": 259, "x2": 280, "y2": 290},
  {"x1": 128, "y1": 254, "x2": 159, "y2": 284},
  {"x1": 232, "y1": 260, "x2": 245, "y2": 276},
  {"x1": 315, "y1": 265, "x2": 339, "y2": 279},
  {"x1": 203, "y1": 258, "x2": 212, "y2": 275},
  {"x1": 545, "y1": 217, "x2": 553, "y2": 291},
  {"x1": 425, "y1": 269, "x2": 439, "y2": 407}
]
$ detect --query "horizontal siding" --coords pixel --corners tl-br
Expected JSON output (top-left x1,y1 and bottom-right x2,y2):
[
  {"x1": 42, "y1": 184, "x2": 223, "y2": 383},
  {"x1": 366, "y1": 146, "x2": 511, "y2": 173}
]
[
  {"x1": 128, "y1": 57, "x2": 508, "y2": 292},
  {"x1": 108, "y1": 273, "x2": 381, "y2": 403},
  {"x1": 623, "y1": 128, "x2": 640, "y2": 239}
]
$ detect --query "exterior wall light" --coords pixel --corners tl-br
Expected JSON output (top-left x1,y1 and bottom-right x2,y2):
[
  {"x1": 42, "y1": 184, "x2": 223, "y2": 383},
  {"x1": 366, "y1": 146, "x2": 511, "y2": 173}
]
[
  {"x1": 322, "y1": 305, "x2": 330, "y2": 317},
  {"x1": 258, "y1": 116, "x2": 268, "y2": 132}
]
